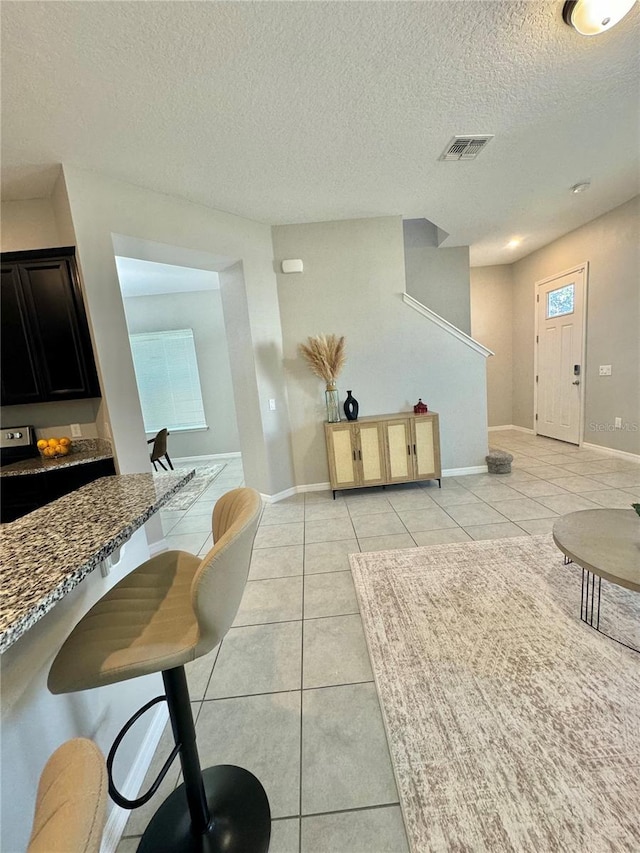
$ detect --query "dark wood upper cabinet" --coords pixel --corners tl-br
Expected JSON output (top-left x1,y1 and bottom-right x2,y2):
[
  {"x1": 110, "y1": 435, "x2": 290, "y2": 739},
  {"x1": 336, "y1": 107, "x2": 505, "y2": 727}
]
[
  {"x1": 1, "y1": 247, "x2": 101, "y2": 406},
  {"x1": 1, "y1": 264, "x2": 42, "y2": 405}
]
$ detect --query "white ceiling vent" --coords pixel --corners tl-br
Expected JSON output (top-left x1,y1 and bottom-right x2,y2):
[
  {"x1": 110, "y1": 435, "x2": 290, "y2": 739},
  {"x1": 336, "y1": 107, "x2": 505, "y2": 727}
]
[{"x1": 440, "y1": 135, "x2": 494, "y2": 161}]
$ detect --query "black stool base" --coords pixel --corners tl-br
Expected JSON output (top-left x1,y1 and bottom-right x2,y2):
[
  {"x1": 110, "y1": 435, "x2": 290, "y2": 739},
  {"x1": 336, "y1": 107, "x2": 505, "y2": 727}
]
[{"x1": 137, "y1": 764, "x2": 271, "y2": 853}]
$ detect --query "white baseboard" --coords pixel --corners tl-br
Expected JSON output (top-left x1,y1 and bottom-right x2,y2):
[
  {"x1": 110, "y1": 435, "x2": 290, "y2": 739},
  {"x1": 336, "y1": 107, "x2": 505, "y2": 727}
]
[
  {"x1": 295, "y1": 482, "x2": 332, "y2": 494},
  {"x1": 488, "y1": 424, "x2": 536, "y2": 434},
  {"x1": 100, "y1": 703, "x2": 169, "y2": 853},
  {"x1": 262, "y1": 472, "x2": 500, "y2": 501},
  {"x1": 148, "y1": 537, "x2": 168, "y2": 557},
  {"x1": 581, "y1": 442, "x2": 640, "y2": 463},
  {"x1": 173, "y1": 452, "x2": 241, "y2": 464},
  {"x1": 261, "y1": 482, "x2": 330, "y2": 503},
  {"x1": 442, "y1": 465, "x2": 488, "y2": 477}
]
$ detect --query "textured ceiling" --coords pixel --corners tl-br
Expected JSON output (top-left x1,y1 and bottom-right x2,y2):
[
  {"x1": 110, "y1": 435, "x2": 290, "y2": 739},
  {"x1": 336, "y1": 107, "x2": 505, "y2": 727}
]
[{"x1": 1, "y1": 1, "x2": 639, "y2": 265}]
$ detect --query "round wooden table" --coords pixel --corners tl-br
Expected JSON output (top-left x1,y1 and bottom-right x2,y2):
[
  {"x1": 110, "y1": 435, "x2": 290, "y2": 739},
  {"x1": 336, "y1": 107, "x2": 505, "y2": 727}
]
[{"x1": 553, "y1": 508, "x2": 640, "y2": 651}]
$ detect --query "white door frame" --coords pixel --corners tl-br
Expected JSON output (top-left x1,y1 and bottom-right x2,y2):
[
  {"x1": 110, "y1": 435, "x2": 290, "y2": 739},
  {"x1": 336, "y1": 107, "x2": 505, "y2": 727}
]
[{"x1": 533, "y1": 262, "x2": 589, "y2": 446}]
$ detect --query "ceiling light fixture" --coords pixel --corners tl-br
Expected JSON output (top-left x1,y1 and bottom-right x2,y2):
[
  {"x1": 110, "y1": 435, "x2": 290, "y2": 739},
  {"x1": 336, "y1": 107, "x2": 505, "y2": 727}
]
[
  {"x1": 506, "y1": 238, "x2": 521, "y2": 249},
  {"x1": 562, "y1": 0, "x2": 636, "y2": 35},
  {"x1": 571, "y1": 181, "x2": 591, "y2": 193}
]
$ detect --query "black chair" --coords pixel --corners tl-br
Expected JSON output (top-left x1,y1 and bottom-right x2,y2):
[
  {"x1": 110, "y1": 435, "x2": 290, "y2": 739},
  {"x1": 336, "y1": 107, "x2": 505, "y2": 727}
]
[{"x1": 148, "y1": 428, "x2": 173, "y2": 471}]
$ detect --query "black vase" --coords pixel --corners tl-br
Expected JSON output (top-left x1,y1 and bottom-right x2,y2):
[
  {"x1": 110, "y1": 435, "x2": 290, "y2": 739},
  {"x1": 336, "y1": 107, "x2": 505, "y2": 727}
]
[{"x1": 344, "y1": 390, "x2": 359, "y2": 421}]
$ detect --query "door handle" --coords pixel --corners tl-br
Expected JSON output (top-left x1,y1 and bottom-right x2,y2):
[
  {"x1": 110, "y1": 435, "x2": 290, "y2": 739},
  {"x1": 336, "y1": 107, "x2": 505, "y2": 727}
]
[
  {"x1": 353, "y1": 450, "x2": 356, "y2": 461},
  {"x1": 572, "y1": 380, "x2": 580, "y2": 385},
  {"x1": 358, "y1": 449, "x2": 362, "y2": 461},
  {"x1": 413, "y1": 444, "x2": 416, "y2": 455},
  {"x1": 407, "y1": 444, "x2": 411, "y2": 455}
]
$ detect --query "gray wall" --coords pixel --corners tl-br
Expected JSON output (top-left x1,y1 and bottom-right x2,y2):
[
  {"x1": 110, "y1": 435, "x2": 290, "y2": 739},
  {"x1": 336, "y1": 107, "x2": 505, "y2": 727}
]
[
  {"x1": 61, "y1": 165, "x2": 295, "y2": 495},
  {"x1": 470, "y1": 265, "x2": 514, "y2": 428},
  {"x1": 272, "y1": 216, "x2": 489, "y2": 486},
  {"x1": 122, "y1": 290, "x2": 240, "y2": 458},
  {"x1": 403, "y1": 219, "x2": 471, "y2": 334},
  {"x1": 511, "y1": 195, "x2": 639, "y2": 454}
]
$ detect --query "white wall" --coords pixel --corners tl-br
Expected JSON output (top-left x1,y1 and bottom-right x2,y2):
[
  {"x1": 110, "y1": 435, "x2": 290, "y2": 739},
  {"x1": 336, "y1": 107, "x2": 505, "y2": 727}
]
[
  {"x1": 470, "y1": 265, "x2": 513, "y2": 428},
  {"x1": 272, "y1": 216, "x2": 489, "y2": 485},
  {"x1": 0, "y1": 198, "x2": 62, "y2": 251},
  {"x1": 61, "y1": 166, "x2": 295, "y2": 495},
  {"x1": 123, "y1": 290, "x2": 241, "y2": 457}
]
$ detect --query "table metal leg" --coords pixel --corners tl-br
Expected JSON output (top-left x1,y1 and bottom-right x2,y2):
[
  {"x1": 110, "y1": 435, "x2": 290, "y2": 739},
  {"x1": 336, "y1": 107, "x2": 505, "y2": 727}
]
[
  {"x1": 580, "y1": 568, "x2": 601, "y2": 630},
  {"x1": 564, "y1": 554, "x2": 638, "y2": 654}
]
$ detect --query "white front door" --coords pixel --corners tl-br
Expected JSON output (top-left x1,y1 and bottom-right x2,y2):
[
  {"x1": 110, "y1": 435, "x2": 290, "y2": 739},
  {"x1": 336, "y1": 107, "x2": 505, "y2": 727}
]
[{"x1": 535, "y1": 266, "x2": 586, "y2": 445}]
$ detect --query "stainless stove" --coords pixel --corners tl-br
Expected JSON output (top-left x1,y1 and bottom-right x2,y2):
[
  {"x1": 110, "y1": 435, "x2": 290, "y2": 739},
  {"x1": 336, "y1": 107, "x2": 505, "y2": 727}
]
[{"x1": 0, "y1": 425, "x2": 39, "y2": 467}]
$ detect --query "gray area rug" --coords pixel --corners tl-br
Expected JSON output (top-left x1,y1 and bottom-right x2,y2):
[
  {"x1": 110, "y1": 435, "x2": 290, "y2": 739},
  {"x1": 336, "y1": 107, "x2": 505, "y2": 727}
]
[
  {"x1": 162, "y1": 464, "x2": 226, "y2": 510},
  {"x1": 350, "y1": 535, "x2": 640, "y2": 853}
]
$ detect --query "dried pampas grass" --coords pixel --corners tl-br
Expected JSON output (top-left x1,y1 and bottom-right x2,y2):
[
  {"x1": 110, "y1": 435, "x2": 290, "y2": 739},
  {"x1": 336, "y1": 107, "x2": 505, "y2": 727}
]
[{"x1": 299, "y1": 334, "x2": 346, "y2": 385}]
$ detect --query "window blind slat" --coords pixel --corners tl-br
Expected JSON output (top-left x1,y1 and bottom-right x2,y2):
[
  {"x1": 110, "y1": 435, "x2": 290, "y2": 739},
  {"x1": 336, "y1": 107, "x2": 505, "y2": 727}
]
[{"x1": 129, "y1": 329, "x2": 207, "y2": 433}]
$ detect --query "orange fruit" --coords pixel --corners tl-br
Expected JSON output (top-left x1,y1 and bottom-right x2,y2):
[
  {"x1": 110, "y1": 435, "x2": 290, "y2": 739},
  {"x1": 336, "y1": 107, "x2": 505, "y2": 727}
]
[
  {"x1": 48, "y1": 438, "x2": 59, "y2": 447},
  {"x1": 57, "y1": 446, "x2": 70, "y2": 456},
  {"x1": 43, "y1": 446, "x2": 56, "y2": 457},
  {"x1": 59, "y1": 437, "x2": 71, "y2": 447},
  {"x1": 37, "y1": 439, "x2": 48, "y2": 450}
]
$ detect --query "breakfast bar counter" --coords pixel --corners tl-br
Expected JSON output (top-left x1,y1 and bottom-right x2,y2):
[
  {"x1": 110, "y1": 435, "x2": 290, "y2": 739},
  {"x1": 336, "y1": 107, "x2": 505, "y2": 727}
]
[
  {"x1": 0, "y1": 468, "x2": 200, "y2": 852},
  {"x1": 0, "y1": 469, "x2": 194, "y2": 653}
]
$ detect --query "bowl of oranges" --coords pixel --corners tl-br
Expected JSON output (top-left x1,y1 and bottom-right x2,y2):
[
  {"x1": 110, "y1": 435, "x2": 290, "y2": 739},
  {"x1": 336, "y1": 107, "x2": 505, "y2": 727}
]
[{"x1": 37, "y1": 436, "x2": 72, "y2": 459}]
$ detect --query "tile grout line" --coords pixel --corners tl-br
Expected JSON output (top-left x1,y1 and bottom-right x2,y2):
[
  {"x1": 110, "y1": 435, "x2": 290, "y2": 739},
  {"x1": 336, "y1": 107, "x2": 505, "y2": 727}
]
[
  {"x1": 199, "y1": 678, "x2": 376, "y2": 704},
  {"x1": 298, "y1": 493, "x2": 308, "y2": 851},
  {"x1": 269, "y1": 799, "x2": 403, "y2": 826}
]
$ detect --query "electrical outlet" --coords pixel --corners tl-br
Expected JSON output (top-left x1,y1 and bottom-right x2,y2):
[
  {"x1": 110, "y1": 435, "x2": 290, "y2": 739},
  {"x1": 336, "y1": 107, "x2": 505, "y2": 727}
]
[
  {"x1": 268, "y1": 399, "x2": 276, "y2": 411},
  {"x1": 614, "y1": 417, "x2": 622, "y2": 429},
  {"x1": 70, "y1": 423, "x2": 82, "y2": 437},
  {"x1": 599, "y1": 365, "x2": 612, "y2": 376}
]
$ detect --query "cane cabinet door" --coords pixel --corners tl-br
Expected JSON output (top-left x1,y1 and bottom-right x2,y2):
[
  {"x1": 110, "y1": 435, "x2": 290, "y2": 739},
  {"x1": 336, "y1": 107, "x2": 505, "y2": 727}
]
[
  {"x1": 383, "y1": 419, "x2": 414, "y2": 483},
  {"x1": 325, "y1": 424, "x2": 358, "y2": 489},
  {"x1": 412, "y1": 416, "x2": 440, "y2": 478},
  {"x1": 357, "y1": 423, "x2": 386, "y2": 486}
]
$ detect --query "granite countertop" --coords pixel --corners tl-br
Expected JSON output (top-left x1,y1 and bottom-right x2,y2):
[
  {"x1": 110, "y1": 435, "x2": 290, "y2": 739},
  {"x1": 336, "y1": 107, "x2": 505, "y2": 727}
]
[
  {"x1": 1, "y1": 438, "x2": 114, "y2": 477},
  {"x1": 0, "y1": 469, "x2": 194, "y2": 653}
]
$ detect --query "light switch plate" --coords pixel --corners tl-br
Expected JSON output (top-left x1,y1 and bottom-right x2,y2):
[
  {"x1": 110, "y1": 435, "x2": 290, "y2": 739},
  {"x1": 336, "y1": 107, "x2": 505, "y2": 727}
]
[
  {"x1": 70, "y1": 423, "x2": 82, "y2": 437},
  {"x1": 268, "y1": 399, "x2": 276, "y2": 411},
  {"x1": 599, "y1": 365, "x2": 612, "y2": 376}
]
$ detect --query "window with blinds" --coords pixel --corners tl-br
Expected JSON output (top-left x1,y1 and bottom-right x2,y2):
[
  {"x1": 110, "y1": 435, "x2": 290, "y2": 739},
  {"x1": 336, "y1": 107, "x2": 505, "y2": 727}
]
[{"x1": 129, "y1": 329, "x2": 208, "y2": 432}]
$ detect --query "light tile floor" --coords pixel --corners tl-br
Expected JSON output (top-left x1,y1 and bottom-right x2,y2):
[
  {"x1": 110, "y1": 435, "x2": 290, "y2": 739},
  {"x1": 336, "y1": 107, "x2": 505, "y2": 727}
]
[{"x1": 119, "y1": 436, "x2": 639, "y2": 851}]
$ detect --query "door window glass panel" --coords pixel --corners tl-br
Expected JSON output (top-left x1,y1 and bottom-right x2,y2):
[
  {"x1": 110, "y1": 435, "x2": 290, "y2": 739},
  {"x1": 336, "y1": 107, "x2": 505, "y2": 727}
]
[{"x1": 547, "y1": 283, "x2": 575, "y2": 318}]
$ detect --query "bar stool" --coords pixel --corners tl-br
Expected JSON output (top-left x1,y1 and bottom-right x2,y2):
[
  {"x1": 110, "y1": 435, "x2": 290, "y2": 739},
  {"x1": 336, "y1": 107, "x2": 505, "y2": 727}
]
[
  {"x1": 28, "y1": 738, "x2": 107, "y2": 853},
  {"x1": 48, "y1": 487, "x2": 270, "y2": 853}
]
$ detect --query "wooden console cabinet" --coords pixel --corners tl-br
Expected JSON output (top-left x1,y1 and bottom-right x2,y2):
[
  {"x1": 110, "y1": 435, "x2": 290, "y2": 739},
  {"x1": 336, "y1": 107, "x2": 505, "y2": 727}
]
[{"x1": 325, "y1": 412, "x2": 441, "y2": 497}]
